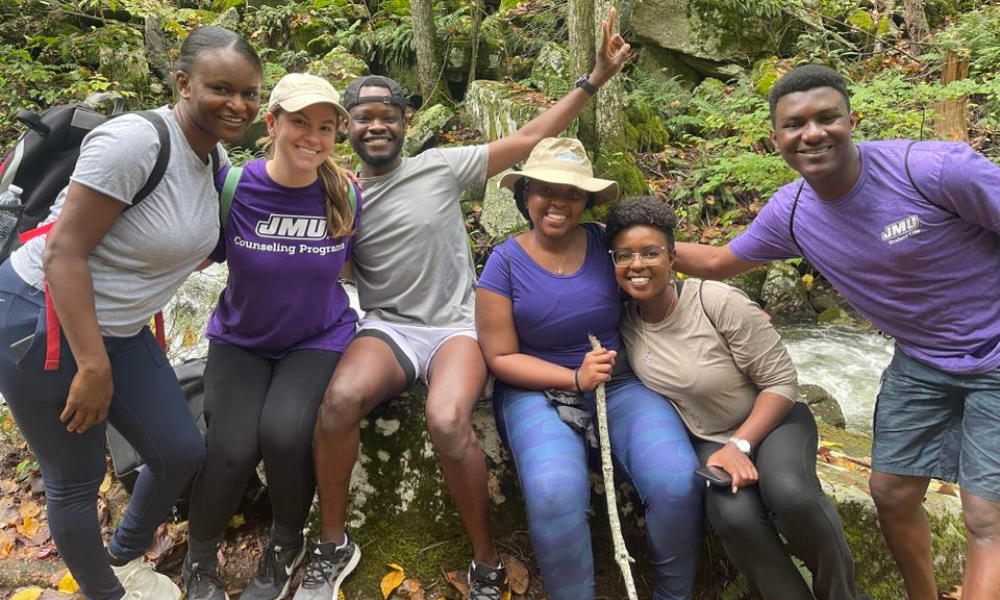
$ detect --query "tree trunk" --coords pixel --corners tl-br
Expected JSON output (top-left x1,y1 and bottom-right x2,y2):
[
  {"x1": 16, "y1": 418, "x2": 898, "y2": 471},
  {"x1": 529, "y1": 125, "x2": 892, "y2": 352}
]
[
  {"x1": 568, "y1": 0, "x2": 596, "y2": 147},
  {"x1": 903, "y1": 0, "x2": 929, "y2": 52},
  {"x1": 467, "y1": 0, "x2": 483, "y2": 85},
  {"x1": 593, "y1": 0, "x2": 626, "y2": 157},
  {"x1": 932, "y1": 51, "x2": 969, "y2": 142},
  {"x1": 411, "y1": 0, "x2": 451, "y2": 107}
]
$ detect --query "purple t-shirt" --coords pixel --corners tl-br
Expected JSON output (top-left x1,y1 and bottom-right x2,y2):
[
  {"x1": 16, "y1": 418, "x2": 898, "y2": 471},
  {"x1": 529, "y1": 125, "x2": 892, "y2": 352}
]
[
  {"x1": 730, "y1": 140, "x2": 1000, "y2": 374},
  {"x1": 478, "y1": 223, "x2": 622, "y2": 368},
  {"x1": 206, "y1": 159, "x2": 361, "y2": 357}
]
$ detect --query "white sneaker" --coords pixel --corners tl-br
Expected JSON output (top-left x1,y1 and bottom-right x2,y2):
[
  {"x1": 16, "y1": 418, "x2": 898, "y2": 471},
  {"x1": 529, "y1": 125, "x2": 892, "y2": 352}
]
[{"x1": 111, "y1": 556, "x2": 182, "y2": 600}]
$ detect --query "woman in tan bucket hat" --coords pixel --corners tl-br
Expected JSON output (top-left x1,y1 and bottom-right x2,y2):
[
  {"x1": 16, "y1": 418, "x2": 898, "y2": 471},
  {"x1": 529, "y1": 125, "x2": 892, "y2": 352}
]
[
  {"x1": 182, "y1": 72, "x2": 363, "y2": 600},
  {"x1": 476, "y1": 138, "x2": 703, "y2": 600}
]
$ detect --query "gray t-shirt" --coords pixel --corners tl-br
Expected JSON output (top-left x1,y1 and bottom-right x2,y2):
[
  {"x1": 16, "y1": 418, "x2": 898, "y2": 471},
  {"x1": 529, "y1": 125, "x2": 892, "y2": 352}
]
[
  {"x1": 12, "y1": 106, "x2": 225, "y2": 337},
  {"x1": 354, "y1": 145, "x2": 488, "y2": 327}
]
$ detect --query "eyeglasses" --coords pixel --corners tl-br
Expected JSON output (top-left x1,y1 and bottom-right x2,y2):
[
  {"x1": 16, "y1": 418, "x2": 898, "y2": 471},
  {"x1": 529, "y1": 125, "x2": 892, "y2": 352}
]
[{"x1": 609, "y1": 246, "x2": 669, "y2": 267}]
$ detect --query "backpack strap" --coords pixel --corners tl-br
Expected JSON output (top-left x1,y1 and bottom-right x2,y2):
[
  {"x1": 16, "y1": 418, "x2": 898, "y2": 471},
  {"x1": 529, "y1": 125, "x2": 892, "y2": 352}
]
[
  {"x1": 219, "y1": 166, "x2": 243, "y2": 229},
  {"x1": 697, "y1": 279, "x2": 732, "y2": 352},
  {"x1": 904, "y1": 140, "x2": 942, "y2": 210},
  {"x1": 129, "y1": 111, "x2": 171, "y2": 209},
  {"x1": 346, "y1": 178, "x2": 359, "y2": 221},
  {"x1": 787, "y1": 181, "x2": 807, "y2": 261}
]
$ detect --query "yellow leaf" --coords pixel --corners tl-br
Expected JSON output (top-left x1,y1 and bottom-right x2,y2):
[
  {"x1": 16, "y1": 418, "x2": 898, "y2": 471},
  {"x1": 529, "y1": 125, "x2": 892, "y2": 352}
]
[
  {"x1": 10, "y1": 588, "x2": 44, "y2": 600},
  {"x1": 182, "y1": 330, "x2": 198, "y2": 348},
  {"x1": 19, "y1": 515, "x2": 40, "y2": 538},
  {"x1": 380, "y1": 563, "x2": 405, "y2": 599},
  {"x1": 818, "y1": 440, "x2": 843, "y2": 450},
  {"x1": 338, "y1": 591, "x2": 345, "y2": 600},
  {"x1": 19, "y1": 500, "x2": 42, "y2": 520},
  {"x1": 228, "y1": 514, "x2": 245, "y2": 529},
  {"x1": 57, "y1": 572, "x2": 80, "y2": 594},
  {"x1": 100, "y1": 472, "x2": 112, "y2": 494}
]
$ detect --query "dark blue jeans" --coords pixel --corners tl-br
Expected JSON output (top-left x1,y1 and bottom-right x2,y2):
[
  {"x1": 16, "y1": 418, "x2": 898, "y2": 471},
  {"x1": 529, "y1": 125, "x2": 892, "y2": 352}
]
[{"x1": 0, "y1": 260, "x2": 205, "y2": 600}]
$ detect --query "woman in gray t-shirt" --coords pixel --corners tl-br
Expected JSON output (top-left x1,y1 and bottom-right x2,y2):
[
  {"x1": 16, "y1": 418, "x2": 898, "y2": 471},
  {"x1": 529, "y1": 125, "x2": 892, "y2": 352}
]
[{"x1": 0, "y1": 27, "x2": 261, "y2": 600}]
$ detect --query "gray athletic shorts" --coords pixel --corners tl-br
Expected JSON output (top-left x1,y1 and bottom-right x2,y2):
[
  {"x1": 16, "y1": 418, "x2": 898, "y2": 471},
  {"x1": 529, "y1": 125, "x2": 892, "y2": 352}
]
[
  {"x1": 356, "y1": 318, "x2": 477, "y2": 387},
  {"x1": 872, "y1": 346, "x2": 1000, "y2": 502}
]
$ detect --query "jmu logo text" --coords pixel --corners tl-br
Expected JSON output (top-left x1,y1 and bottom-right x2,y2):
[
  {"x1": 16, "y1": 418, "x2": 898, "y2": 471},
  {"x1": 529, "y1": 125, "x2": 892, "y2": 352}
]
[
  {"x1": 256, "y1": 215, "x2": 328, "y2": 240},
  {"x1": 881, "y1": 215, "x2": 921, "y2": 245}
]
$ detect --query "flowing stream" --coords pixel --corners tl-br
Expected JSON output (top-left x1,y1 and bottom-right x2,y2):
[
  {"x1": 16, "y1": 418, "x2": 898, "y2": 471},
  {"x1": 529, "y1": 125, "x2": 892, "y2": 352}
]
[{"x1": 778, "y1": 326, "x2": 895, "y2": 434}]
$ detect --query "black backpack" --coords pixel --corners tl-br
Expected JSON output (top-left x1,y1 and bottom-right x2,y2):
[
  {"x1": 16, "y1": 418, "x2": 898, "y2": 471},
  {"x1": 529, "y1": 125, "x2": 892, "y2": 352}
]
[{"x1": 0, "y1": 93, "x2": 175, "y2": 261}]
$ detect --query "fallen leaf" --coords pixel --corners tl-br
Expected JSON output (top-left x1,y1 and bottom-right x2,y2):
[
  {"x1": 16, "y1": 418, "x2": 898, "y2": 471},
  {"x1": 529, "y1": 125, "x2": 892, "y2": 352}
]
[
  {"x1": 228, "y1": 514, "x2": 245, "y2": 529},
  {"x1": 390, "y1": 578, "x2": 426, "y2": 600},
  {"x1": 9, "y1": 588, "x2": 44, "y2": 600},
  {"x1": 444, "y1": 570, "x2": 470, "y2": 598},
  {"x1": 381, "y1": 563, "x2": 406, "y2": 599},
  {"x1": 56, "y1": 570, "x2": 79, "y2": 593},
  {"x1": 502, "y1": 554, "x2": 529, "y2": 595},
  {"x1": 145, "y1": 523, "x2": 176, "y2": 562},
  {"x1": 18, "y1": 515, "x2": 40, "y2": 538},
  {"x1": 0, "y1": 479, "x2": 17, "y2": 495},
  {"x1": 936, "y1": 483, "x2": 958, "y2": 497},
  {"x1": 19, "y1": 499, "x2": 42, "y2": 520},
  {"x1": 1, "y1": 529, "x2": 16, "y2": 554},
  {"x1": 99, "y1": 472, "x2": 112, "y2": 494}
]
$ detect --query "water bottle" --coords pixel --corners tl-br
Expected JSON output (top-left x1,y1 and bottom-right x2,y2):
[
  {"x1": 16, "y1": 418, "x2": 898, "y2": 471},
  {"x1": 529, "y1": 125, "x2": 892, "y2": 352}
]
[{"x1": 0, "y1": 185, "x2": 24, "y2": 256}]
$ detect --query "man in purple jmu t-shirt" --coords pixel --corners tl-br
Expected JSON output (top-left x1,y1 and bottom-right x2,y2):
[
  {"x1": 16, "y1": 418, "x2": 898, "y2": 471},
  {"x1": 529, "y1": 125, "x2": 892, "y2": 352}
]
[{"x1": 674, "y1": 64, "x2": 1000, "y2": 600}]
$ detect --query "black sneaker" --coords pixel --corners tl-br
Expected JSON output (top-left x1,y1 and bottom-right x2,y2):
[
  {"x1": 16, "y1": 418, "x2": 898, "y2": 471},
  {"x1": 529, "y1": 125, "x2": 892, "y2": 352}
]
[
  {"x1": 290, "y1": 536, "x2": 361, "y2": 600},
  {"x1": 468, "y1": 561, "x2": 506, "y2": 600},
  {"x1": 182, "y1": 556, "x2": 229, "y2": 600},
  {"x1": 240, "y1": 542, "x2": 306, "y2": 600}
]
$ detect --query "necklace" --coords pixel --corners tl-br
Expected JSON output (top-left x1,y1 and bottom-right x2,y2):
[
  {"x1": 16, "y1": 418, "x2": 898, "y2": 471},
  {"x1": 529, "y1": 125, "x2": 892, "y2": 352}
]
[
  {"x1": 637, "y1": 279, "x2": 680, "y2": 366},
  {"x1": 532, "y1": 230, "x2": 570, "y2": 274},
  {"x1": 637, "y1": 308, "x2": 652, "y2": 365}
]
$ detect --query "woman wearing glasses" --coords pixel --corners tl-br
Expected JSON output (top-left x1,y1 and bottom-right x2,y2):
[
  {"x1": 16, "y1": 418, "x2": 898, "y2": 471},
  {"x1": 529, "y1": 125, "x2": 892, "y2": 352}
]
[
  {"x1": 475, "y1": 138, "x2": 702, "y2": 600},
  {"x1": 605, "y1": 195, "x2": 859, "y2": 600}
]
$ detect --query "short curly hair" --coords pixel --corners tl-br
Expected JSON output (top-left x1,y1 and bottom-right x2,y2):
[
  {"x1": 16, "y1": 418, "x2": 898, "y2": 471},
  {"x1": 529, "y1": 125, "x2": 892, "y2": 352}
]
[
  {"x1": 769, "y1": 64, "x2": 850, "y2": 125},
  {"x1": 513, "y1": 177, "x2": 596, "y2": 225},
  {"x1": 605, "y1": 195, "x2": 677, "y2": 250}
]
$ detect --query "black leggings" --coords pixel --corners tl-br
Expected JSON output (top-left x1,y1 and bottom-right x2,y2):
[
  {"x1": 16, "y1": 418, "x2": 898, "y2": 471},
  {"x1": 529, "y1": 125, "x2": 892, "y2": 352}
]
[
  {"x1": 693, "y1": 403, "x2": 857, "y2": 600},
  {"x1": 188, "y1": 342, "x2": 340, "y2": 542}
]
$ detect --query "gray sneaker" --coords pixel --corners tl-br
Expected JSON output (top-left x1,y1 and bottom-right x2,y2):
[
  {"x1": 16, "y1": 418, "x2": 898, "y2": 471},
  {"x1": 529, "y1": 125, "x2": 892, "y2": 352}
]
[
  {"x1": 468, "y1": 561, "x2": 506, "y2": 600},
  {"x1": 291, "y1": 537, "x2": 360, "y2": 600},
  {"x1": 240, "y1": 542, "x2": 305, "y2": 600},
  {"x1": 182, "y1": 557, "x2": 229, "y2": 600}
]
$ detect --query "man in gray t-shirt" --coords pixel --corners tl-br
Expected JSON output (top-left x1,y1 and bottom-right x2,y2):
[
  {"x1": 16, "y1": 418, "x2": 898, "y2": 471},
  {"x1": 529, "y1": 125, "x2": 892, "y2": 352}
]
[{"x1": 293, "y1": 10, "x2": 631, "y2": 600}]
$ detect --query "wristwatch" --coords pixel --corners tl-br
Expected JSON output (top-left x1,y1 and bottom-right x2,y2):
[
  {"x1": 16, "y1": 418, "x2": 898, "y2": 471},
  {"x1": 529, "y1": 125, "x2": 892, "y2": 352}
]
[
  {"x1": 574, "y1": 74, "x2": 599, "y2": 96},
  {"x1": 728, "y1": 436, "x2": 752, "y2": 455}
]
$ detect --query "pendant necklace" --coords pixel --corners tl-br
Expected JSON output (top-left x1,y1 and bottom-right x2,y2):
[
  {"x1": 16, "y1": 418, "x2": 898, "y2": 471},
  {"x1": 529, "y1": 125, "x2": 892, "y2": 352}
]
[
  {"x1": 638, "y1": 309, "x2": 652, "y2": 365},
  {"x1": 533, "y1": 230, "x2": 569, "y2": 274}
]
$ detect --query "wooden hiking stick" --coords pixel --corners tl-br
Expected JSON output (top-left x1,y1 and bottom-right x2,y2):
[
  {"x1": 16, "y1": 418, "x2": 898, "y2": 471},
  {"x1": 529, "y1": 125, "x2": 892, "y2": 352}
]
[{"x1": 588, "y1": 333, "x2": 638, "y2": 600}]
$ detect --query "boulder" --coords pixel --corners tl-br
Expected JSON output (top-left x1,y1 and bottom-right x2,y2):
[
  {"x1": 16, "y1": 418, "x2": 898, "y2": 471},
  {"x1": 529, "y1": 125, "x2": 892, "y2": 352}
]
[
  {"x1": 289, "y1": 390, "x2": 965, "y2": 599},
  {"x1": 817, "y1": 306, "x2": 854, "y2": 326},
  {"x1": 760, "y1": 261, "x2": 815, "y2": 324},
  {"x1": 724, "y1": 266, "x2": 768, "y2": 303},
  {"x1": 628, "y1": 0, "x2": 777, "y2": 66},
  {"x1": 480, "y1": 170, "x2": 528, "y2": 240},
  {"x1": 211, "y1": 7, "x2": 240, "y2": 30},
  {"x1": 402, "y1": 104, "x2": 455, "y2": 157},
  {"x1": 463, "y1": 79, "x2": 577, "y2": 142},
  {"x1": 306, "y1": 47, "x2": 370, "y2": 93},
  {"x1": 633, "y1": 45, "x2": 699, "y2": 90},
  {"x1": 799, "y1": 383, "x2": 847, "y2": 429},
  {"x1": 529, "y1": 42, "x2": 571, "y2": 98}
]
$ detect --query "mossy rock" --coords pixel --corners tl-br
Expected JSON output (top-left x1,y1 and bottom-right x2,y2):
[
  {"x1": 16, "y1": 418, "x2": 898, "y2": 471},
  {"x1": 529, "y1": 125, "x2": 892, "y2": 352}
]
[
  {"x1": 307, "y1": 47, "x2": 370, "y2": 92},
  {"x1": 211, "y1": 6, "x2": 241, "y2": 29},
  {"x1": 403, "y1": 104, "x2": 455, "y2": 157},
  {"x1": 529, "y1": 42, "x2": 571, "y2": 99},
  {"x1": 817, "y1": 306, "x2": 854, "y2": 326},
  {"x1": 624, "y1": 101, "x2": 670, "y2": 153},
  {"x1": 480, "y1": 170, "x2": 528, "y2": 240},
  {"x1": 760, "y1": 261, "x2": 815, "y2": 325},
  {"x1": 723, "y1": 267, "x2": 767, "y2": 303},
  {"x1": 463, "y1": 80, "x2": 577, "y2": 141},
  {"x1": 799, "y1": 383, "x2": 847, "y2": 429},
  {"x1": 594, "y1": 152, "x2": 649, "y2": 202}
]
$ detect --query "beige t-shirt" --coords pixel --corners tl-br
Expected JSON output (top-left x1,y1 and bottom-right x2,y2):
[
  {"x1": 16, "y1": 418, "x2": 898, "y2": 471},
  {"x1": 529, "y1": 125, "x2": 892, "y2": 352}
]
[{"x1": 619, "y1": 278, "x2": 799, "y2": 443}]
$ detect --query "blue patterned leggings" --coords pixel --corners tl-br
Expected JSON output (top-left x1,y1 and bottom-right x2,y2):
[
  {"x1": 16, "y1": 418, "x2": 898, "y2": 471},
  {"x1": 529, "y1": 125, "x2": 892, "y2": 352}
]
[{"x1": 494, "y1": 375, "x2": 703, "y2": 600}]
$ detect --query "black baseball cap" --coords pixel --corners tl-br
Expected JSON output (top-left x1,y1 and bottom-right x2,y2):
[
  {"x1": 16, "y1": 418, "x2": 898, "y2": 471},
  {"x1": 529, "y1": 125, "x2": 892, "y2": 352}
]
[{"x1": 343, "y1": 76, "x2": 409, "y2": 112}]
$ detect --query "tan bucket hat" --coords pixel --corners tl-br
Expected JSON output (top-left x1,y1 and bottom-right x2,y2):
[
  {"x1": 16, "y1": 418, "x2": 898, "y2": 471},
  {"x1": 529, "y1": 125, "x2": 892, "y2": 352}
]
[
  {"x1": 268, "y1": 73, "x2": 350, "y2": 122},
  {"x1": 499, "y1": 137, "x2": 619, "y2": 205}
]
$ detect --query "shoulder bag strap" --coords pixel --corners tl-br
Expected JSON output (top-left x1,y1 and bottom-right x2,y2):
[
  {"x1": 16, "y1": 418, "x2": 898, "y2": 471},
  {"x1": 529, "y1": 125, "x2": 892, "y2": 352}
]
[{"x1": 219, "y1": 166, "x2": 243, "y2": 229}]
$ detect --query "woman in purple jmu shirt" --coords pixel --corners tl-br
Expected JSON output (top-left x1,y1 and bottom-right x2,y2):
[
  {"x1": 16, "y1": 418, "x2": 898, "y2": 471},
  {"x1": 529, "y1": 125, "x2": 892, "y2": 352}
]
[
  {"x1": 475, "y1": 137, "x2": 702, "y2": 600},
  {"x1": 183, "y1": 73, "x2": 362, "y2": 600}
]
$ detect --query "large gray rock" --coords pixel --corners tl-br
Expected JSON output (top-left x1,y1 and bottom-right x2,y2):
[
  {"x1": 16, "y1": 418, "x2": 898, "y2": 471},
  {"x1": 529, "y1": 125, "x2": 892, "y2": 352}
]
[
  {"x1": 799, "y1": 383, "x2": 847, "y2": 429},
  {"x1": 480, "y1": 170, "x2": 528, "y2": 239},
  {"x1": 402, "y1": 104, "x2": 455, "y2": 157},
  {"x1": 530, "y1": 42, "x2": 571, "y2": 98},
  {"x1": 463, "y1": 79, "x2": 577, "y2": 142},
  {"x1": 629, "y1": 0, "x2": 776, "y2": 65},
  {"x1": 760, "y1": 261, "x2": 815, "y2": 324}
]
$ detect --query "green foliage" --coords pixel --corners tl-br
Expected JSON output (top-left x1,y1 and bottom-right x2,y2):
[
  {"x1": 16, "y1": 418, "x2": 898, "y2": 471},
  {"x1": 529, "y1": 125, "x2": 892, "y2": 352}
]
[{"x1": 934, "y1": 4, "x2": 1000, "y2": 77}]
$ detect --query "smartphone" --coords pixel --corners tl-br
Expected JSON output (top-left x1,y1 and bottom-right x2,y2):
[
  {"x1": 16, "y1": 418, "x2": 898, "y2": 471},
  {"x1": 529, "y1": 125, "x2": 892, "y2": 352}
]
[
  {"x1": 10, "y1": 333, "x2": 34, "y2": 361},
  {"x1": 694, "y1": 466, "x2": 733, "y2": 487}
]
